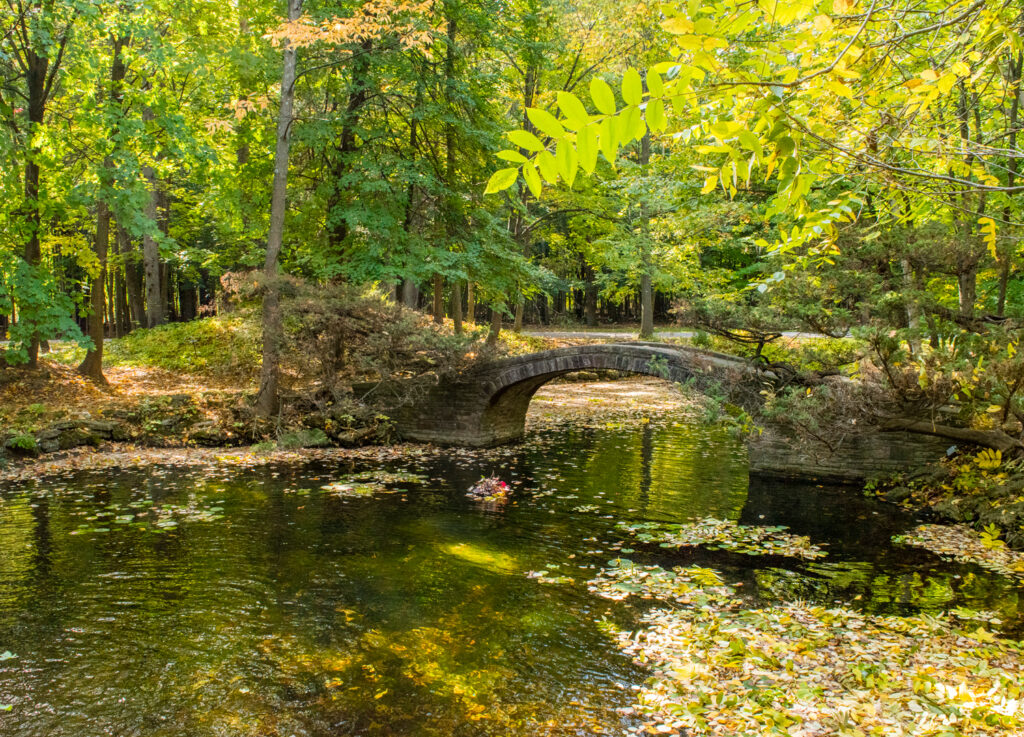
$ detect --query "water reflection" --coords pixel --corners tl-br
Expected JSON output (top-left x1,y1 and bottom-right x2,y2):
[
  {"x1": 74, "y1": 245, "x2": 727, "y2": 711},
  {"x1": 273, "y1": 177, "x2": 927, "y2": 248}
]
[{"x1": 0, "y1": 412, "x2": 1021, "y2": 735}]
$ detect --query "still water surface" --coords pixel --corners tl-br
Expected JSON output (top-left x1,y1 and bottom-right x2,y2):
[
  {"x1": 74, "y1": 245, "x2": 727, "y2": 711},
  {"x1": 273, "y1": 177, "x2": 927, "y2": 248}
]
[{"x1": 0, "y1": 410, "x2": 1021, "y2": 736}]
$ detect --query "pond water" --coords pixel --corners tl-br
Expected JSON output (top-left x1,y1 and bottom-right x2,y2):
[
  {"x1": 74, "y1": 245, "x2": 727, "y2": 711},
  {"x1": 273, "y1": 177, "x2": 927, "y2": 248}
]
[{"x1": 0, "y1": 406, "x2": 1022, "y2": 736}]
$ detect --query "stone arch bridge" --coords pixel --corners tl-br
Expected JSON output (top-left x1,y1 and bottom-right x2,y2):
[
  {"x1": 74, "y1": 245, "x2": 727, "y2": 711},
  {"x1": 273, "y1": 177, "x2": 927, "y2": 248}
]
[{"x1": 389, "y1": 343, "x2": 766, "y2": 447}]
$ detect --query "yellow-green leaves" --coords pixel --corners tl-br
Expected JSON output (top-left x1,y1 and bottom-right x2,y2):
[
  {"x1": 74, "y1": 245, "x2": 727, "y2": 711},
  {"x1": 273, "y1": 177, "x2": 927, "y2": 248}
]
[
  {"x1": 522, "y1": 163, "x2": 541, "y2": 198},
  {"x1": 646, "y1": 68, "x2": 664, "y2": 97},
  {"x1": 661, "y1": 15, "x2": 694, "y2": 34},
  {"x1": 622, "y1": 68, "x2": 643, "y2": 106},
  {"x1": 646, "y1": 98, "x2": 667, "y2": 133},
  {"x1": 495, "y1": 149, "x2": 527, "y2": 163},
  {"x1": 526, "y1": 107, "x2": 564, "y2": 138},
  {"x1": 506, "y1": 130, "x2": 543, "y2": 151},
  {"x1": 577, "y1": 125, "x2": 598, "y2": 174},
  {"x1": 556, "y1": 140, "x2": 579, "y2": 187},
  {"x1": 590, "y1": 78, "x2": 617, "y2": 116},
  {"x1": 536, "y1": 151, "x2": 559, "y2": 183},
  {"x1": 979, "y1": 217, "x2": 998, "y2": 258},
  {"x1": 556, "y1": 92, "x2": 589, "y2": 130},
  {"x1": 484, "y1": 167, "x2": 519, "y2": 194},
  {"x1": 599, "y1": 117, "x2": 618, "y2": 164}
]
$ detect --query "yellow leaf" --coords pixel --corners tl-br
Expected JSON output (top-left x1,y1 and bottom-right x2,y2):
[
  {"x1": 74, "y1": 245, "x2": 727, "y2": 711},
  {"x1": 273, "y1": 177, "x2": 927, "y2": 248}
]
[
  {"x1": 952, "y1": 61, "x2": 970, "y2": 77},
  {"x1": 826, "y1": 80, "x2": 853, "y2": 98},
  {"x1": 813, "y1": 14, "x2": 832, "y2": 33},
  {"x1": 833, "y1": 0, "x2": 855, "y2": 12},
  {"x1": 979, "y1": 216, "x2": 998, "y2": 258},
  {"x1": 661, "y1": 16, "x2": 694, "y2": 34},
  {"x1": 920, "y1": 68, "x2": 939, "y2": 81},
  {"x1": 701, "y1": 174, "x2": 718, "y2": 194},
  {"x1": 937, "y1": 73, "x2": 957, "y2": 94}
]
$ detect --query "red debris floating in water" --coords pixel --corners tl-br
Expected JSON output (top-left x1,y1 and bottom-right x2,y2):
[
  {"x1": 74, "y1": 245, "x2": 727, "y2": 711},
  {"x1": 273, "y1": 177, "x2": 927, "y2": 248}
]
[{"x1": 466, "y1": 476, "x2": 509, "y2": 501}]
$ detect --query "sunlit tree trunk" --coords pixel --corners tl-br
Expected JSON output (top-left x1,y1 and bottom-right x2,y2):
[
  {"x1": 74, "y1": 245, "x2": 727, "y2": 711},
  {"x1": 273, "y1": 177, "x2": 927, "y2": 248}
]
[
  {"x1": 486, "y1": 306, "x2": 502, "y2": 346},
  {"x1": 255, "y1": 0, "x2": 303, "y2": 417}
]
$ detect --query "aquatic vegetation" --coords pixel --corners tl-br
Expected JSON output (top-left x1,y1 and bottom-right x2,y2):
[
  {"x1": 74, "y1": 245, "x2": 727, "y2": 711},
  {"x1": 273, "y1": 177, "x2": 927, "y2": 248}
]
[
  {"x1": 618, "y1": 518, "x2": 827, "y2": 560},
  {"x1": 895, "y1": 524, "x2": 1024, "y2": 580},
  {"x1": 321, "y1": 470, "x2": 427, "y2": 497},
  {"x1": 590, "y1": 562, "x2": 1024, "y2": 736},
  {"x1": 69, "y1": 494, "x2": 225, "y2": 534},
  {"x1": 588, "y1": 559, "x2": 731, "y2": 605}
]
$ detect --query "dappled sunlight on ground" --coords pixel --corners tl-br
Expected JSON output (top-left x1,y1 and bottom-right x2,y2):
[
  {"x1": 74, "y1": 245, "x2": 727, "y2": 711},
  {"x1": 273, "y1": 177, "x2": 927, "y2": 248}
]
[{"x1": 527, "y1": 377, "x2": 696, "y2": 431}]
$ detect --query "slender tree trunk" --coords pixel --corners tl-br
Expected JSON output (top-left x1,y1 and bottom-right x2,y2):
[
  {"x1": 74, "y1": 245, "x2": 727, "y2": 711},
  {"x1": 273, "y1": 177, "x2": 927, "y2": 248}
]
[
  {"x1": 900, "y1": 257, "x2": 920, "y2": 356},
  {"x1": 79, "y1": 35, "x2": 127, "y2": 382},
  {"x1": 142, "y1": 108, "x2": 164, "y2": 328},
  {"x1": 584, "y1": 276, "x2": 598, "y2": 328},
  {"x1": 121, "y1": 226, "x2": 145, "y2": 329},
  {"x1": 638, "y1": 128, "x2": 654, "y2": 339},
  {"x1": 326, "y1": 38, "x2": 374, "y2": 248},
  {"x1": 486, "y1": 306, "x2": 502, "y2": 346},
  {"x1": 255, "y1": 0, "x2": 302, "y2": 418},
  {"x1": 452, "y1": 281, "x2": 463, "y2": 335},
  {"x1": 465, "y1": 282, "x2": 475, "y2": 323},
  {"x1": 998, "y1": 52, "x2": 1022, "y2": 316},
  {"x1": 442, "y1": 10, "x2": 462, "y2": 333},
  {"x1": 78, "y1": 200, "x2": 110, "y2": 382},
  {"x1": 400, "y1": 78, "x2": 423, "y2": 310},
  {"x1": 432, "y1": 273, "x2": 444, "y2": 323},
  {"x1": 113, "y1": 227, "x2": 130, "y2": 336}
]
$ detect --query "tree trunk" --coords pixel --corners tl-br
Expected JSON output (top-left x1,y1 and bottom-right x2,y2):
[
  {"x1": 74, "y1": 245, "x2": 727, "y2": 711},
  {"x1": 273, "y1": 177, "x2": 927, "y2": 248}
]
[
  {"x1": 179, "y1": 281, "x2": 198, "y2": 322},
  {"x1": 465, "y1": 282, "x2": 475, "y2": 323},
  {"x1": 486, "y1": 306, "x2": 502, "y2": 346},
  {"x1": 78, "y1": 35, "x2": 127, "y2": 382},
  {"x1": 255, "y1": 0, "x2": 302, "y2": 418},
  {"x1": 432, "y1": 273, "x2": 444, "y2": 323},
  {"x1": 22, "y1": 44, "x2": 49, "y2": 367},
  {"x1": 77, "y1": 199, "x2": 110, "y2": 382},
  {"x1": 900, "y1": 257, "x2": 920, "y2": 356},
  {"x1": 142, "y1": 109, "x2": 164, "y2": 328},
  {"x1": 638, "y1": 127, "x2": 654, "y2": 339},
  {"x1": 326, "y1": 38, "x2": 374, "y2": 248},
  {"x1": 998, "y1": 52, "x2": 1022, "y2": 316},
  {"x1": 452, "y1": 281, "x2": 463, "y2": 335},
  {"x1": 114, "y1": 231, "x2": 130, "y2": 336},
  {"x1": 401, "y1": 278, "x2": 418, "y2": 309},
  {"x1": 882, "y1": 419, "x2": 1024, "y2": 455},
  {"x1": 957, "y1": 267, "x2": 976, "y2": 320},
  {"x1": 584, "y1": 280, "x2": 598, "y2": 328},
  {"x1": 121, "y1": 226, "x2": 145, "y2": 329}
]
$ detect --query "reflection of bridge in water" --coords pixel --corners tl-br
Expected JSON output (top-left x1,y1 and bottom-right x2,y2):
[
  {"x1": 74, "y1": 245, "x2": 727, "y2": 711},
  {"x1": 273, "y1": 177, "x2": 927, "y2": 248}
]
[{"x1": 391, "y1": 343, "x2": 765, "y2": 447}]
